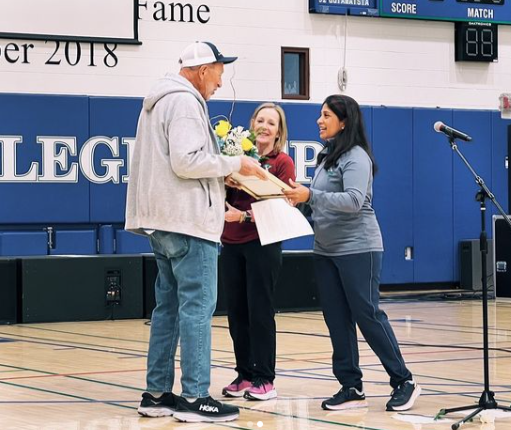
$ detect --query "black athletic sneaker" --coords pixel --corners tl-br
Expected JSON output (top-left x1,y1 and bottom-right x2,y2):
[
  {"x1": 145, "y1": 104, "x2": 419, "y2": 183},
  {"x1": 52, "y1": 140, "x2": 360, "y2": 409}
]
[
  {"x1": 321, "y1": 387, "x2": 368, "y2": 410},
  {"x1": 386, "y1": 380, "x2": 421, "y2": 411},
  {"x1": 173, "y1": 396, "x2": 240, "y2": 422},
  {"x1": 137, "y1": 392, "x2": 177, "y2": 417}
]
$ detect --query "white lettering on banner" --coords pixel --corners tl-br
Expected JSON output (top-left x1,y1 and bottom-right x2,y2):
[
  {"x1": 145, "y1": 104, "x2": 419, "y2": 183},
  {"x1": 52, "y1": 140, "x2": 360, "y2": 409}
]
[
  {"x1": 38, "y1": 137, "x2": 78, "y2": 183},
  {"x1": 0, "y1": 136, "x2": 322, "y2": 184},
  {"x1": 467, "y1": 8, "x2": 494, "y2": 19},
  {"x1": 0, "y1": 136, "x2": 38, "y2": 181},
  {"x1": 80, "y1": 137, "x2": 125, "y2": 184},
  {"x1": 289, "y1": 141, "x2": 323, "y2": 184},
  {"x1": 122, "y1": 138, "x2": 135, "y2": 184}
]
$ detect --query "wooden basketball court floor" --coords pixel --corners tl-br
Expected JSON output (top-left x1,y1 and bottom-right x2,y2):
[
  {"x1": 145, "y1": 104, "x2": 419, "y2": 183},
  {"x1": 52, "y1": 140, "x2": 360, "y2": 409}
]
[{"x1": 1, "y1": 299, "x2": 511, "y2": 430}]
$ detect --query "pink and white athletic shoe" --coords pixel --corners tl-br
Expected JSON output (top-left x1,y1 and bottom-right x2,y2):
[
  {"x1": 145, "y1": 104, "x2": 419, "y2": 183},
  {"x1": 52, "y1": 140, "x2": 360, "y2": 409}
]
[
  {"x1": 222, "y1": 376, "x2": 252, "y2": 398},
  {"x1": 244, "y1": 379, "x2": 277, "y2": 401}
]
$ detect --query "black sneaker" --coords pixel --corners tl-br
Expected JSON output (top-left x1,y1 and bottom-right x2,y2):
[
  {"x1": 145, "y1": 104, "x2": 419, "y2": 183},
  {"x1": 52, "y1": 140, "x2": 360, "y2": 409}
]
[
  {"x1": 173, "y1": 396, "x2": 239, "y2": 423},
  {"x1": 137, "y1": 392, "x2": 176, "y2": 417},
  {"x1": 386, "y1": 380, "x2": 421, "y2": 411},
  {"x1": 321, "y1": 387, "x2": 368, "y2": 410}
]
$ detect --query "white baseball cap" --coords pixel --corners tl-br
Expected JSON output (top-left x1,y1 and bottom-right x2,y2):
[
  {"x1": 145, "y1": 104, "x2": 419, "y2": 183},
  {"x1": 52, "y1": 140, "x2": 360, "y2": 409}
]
[{"x1": 179, "y1": 41, "x2": 237, "y2": 68}]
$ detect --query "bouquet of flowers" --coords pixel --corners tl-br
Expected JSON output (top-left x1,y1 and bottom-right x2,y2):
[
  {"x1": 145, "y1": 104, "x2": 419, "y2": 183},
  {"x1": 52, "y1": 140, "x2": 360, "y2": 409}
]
[{"x1": 214, "y1": 119, "x2": 260, "y2": 160}]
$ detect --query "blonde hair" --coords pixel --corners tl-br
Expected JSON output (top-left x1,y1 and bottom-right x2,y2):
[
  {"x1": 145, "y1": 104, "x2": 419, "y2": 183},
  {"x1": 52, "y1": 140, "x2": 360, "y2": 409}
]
[{"x1": 250, "y1": 103, "x2": 288, "y2": 154}]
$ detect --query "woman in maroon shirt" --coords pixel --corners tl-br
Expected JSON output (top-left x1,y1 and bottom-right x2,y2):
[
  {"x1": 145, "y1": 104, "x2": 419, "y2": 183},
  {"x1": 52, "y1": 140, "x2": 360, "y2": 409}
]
[{"x1": 220, "y1": 103, "x2": 295, "y2": 401}]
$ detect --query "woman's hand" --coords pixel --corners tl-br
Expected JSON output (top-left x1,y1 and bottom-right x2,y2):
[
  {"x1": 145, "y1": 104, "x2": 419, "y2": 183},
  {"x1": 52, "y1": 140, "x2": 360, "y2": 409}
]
[
  {"x1": 283, "y1": 179, "x2": 310, "y2": 206},
  {"x1": 225, "y1": 202, "x2": 244, "y2": 222}
]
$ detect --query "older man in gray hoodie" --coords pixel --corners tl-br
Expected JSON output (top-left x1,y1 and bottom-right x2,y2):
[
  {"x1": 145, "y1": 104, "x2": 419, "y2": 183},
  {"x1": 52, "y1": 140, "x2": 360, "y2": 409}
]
[{"x1": 126, "y1": 41, "x2": 266, "y2": 423}]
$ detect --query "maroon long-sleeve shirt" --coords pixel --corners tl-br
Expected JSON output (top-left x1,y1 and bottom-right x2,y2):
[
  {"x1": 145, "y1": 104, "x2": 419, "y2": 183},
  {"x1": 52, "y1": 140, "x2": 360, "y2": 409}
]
[{"x1": 221, "y1": 151, "x2": 296, "y2": 244}]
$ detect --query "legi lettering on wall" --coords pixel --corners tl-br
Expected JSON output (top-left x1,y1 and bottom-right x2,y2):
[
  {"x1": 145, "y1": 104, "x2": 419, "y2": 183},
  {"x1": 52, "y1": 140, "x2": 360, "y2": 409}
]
[{"x1": 0, "y1": 135, "x2": 318, "y2": 185}]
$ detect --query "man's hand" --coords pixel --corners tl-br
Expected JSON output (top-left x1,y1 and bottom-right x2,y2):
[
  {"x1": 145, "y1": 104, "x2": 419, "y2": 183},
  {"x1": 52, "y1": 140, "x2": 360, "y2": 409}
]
[
  {"x1": 283, "y1": 178, "x2": 310, "y2": 206},
  {"x1": 225, "y1": 175, "x2": 242, "y2": 189},
  {"x1": 238, "y1": 156, "x2": 267, "y2": 180}
]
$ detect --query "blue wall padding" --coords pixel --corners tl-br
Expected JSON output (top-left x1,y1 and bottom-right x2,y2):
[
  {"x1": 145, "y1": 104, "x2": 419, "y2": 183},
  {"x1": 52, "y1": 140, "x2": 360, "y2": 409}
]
[
  {"x1": 98, "y1": 225, "x2": 115, "y2": 254},
  {"x1": 49, "y1": 229, "x2": 97, "y2": 255},
  {"x1": 116, "y1": 229, "x2": 151, "y2": 254},
  {"x1": 0, "y1": 231, "x2": 48, "y2": 256},
  {"x1": 412, "y1": 108, "x2": 455, "y2": 283},
  {"x1": 490, "y1": 112, "x2": 509, "y2": 222},
  {"x1": 372, "y1": 107, "x2": 414, "y2": 284},
  {"x1": 283, "y1": 235, "x2": 314, "y2": 251}
]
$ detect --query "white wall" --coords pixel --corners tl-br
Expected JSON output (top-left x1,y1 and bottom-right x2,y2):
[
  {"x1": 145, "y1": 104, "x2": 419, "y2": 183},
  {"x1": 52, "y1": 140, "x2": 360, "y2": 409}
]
[{"x1": 0, "y1": 0, "x2": 509, "y2": 109}]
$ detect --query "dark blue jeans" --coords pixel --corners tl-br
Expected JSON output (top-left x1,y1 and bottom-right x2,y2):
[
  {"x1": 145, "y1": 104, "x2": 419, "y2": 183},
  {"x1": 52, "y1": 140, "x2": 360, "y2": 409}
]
[{"x1": 314, "y1": 251, "x2": 412, "y2": 390}]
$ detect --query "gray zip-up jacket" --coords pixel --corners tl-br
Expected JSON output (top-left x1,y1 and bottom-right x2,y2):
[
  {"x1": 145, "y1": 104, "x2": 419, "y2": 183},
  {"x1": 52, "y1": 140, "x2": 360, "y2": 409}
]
[
  {"x1": 125, "y1": 73, "x2": 241, "y2": 242},
  {"x1": 309, "y1": 145, "x2": 383, "y2": 256}
]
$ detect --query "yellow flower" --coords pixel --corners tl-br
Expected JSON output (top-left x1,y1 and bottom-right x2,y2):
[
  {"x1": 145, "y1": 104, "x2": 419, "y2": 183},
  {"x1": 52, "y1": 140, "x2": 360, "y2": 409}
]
[
  {"x1": 215, "y1": 120, "x2": 231, "y2": 138},
  {"x1": 241, "y1": 138, "x2": 254, "y2": 152}
]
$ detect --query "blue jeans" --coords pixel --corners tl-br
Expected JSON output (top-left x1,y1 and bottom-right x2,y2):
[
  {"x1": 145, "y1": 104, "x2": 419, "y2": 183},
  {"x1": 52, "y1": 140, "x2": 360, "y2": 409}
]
[{"x1": 146, "y1": 231, "x2": 217, "y2": 398}]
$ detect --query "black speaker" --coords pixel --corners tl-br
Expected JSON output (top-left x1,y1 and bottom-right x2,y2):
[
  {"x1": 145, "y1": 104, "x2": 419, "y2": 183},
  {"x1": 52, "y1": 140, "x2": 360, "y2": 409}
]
[
  {"x1": 494, "y1": 216, "x2": 511, "y2": 298},
  {"x1": 0, "y1": 258, "x2": 19, "y2": 324},
  {"x1": 21, "y1": 256, "x2": 143, "y2": 323},
  {"x1": 275, "y1": 252, "x2": 319, "y2": 311},
  {"x1": 460, "y1": 239, "x2": 494, "y2": 291},
  {"x1": 143, "y1": 255, "x2": 157, "y2": 319}
]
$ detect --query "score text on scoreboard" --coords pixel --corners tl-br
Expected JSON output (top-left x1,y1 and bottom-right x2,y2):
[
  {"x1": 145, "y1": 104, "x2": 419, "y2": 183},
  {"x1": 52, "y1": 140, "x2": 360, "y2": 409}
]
[{"x1": 379, "y1": 0, "x2": 510, "y2": 25}]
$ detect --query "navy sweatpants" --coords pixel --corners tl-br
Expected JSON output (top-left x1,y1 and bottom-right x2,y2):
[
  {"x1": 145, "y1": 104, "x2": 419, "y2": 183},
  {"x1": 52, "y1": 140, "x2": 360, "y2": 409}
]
[{"x1": 314, "y1": 251, "x2": 412, "y2": 389}]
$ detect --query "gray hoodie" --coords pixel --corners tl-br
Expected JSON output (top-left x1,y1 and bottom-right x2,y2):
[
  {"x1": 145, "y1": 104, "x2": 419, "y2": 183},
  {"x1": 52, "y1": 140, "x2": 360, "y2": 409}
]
[{"x1": 125, "y1": 73, "x2": 241, "y2": 242}]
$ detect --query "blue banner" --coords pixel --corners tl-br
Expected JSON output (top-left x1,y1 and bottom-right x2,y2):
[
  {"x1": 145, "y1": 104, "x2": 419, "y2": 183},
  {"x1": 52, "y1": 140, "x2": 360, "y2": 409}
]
[
  {"x1": 380, "y1": 0, "x2": 510, "y2": 24},
  {"x1": 310, "y1": 0, "x2": 511, "y2": 23}
]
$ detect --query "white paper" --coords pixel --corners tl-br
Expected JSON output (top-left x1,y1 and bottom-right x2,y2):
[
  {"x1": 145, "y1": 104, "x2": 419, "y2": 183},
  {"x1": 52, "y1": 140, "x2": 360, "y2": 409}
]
[{"x1": 251, "y1": 199, "x2": 314, "y2": 246}]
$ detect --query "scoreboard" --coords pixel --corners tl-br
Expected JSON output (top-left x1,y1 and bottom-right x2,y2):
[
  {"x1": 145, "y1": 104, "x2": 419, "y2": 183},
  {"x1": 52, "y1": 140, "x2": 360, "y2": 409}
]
[
  {"x1": 380, "y1": 0, "x2": 510, "y2": 25},
  {"x1": 309, "y1": 0, "x2": 511, "y2": 24}
]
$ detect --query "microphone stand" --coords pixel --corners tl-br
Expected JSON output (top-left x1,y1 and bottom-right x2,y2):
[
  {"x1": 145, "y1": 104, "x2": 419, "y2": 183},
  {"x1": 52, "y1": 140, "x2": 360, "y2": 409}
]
[{"x1": 437, "y1": 135, "x2": 511, "y2": 430}]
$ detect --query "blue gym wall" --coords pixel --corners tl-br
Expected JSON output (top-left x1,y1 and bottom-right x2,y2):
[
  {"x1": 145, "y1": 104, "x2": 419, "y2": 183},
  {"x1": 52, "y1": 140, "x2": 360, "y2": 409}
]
[{"x1": 0, "y1": 93, "x2": 509, "y2": 285}]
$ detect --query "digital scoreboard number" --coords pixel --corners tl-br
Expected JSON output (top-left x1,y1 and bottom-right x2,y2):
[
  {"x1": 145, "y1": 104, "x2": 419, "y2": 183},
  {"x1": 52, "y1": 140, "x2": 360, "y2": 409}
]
[{"x1": 455, "y1": 22, "x2": 498, "y2": 62}]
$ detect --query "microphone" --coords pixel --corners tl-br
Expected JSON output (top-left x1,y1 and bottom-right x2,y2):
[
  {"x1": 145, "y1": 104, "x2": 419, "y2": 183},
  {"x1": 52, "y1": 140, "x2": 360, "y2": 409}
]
[{"x1": 434, "y1": 121, "x2": 472, "y2": 142}]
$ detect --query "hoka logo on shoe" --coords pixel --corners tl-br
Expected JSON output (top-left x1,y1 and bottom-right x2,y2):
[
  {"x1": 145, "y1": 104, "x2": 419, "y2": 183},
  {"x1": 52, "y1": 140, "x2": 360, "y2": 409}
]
[{"x1": 199, "y1": 404, "x2": 219, "y2": 413}]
